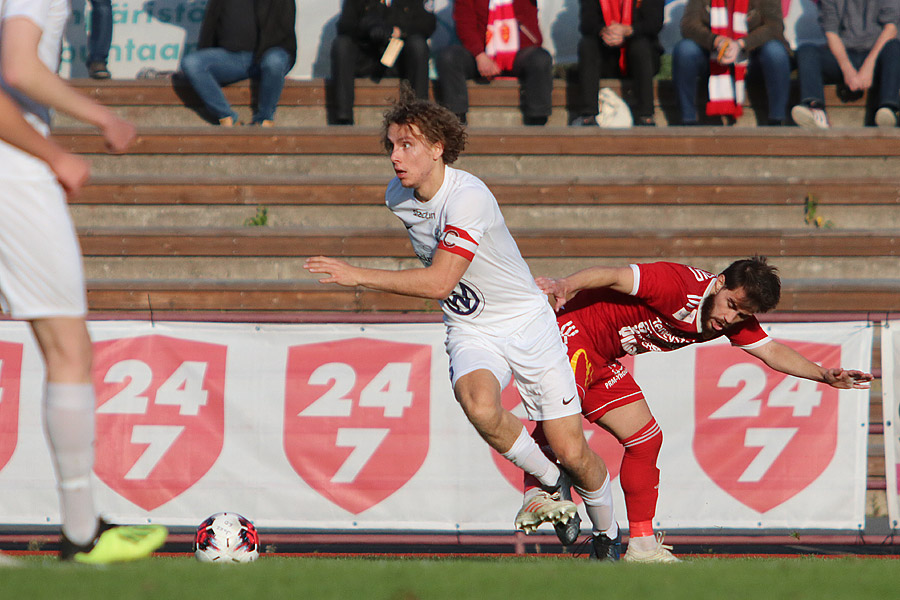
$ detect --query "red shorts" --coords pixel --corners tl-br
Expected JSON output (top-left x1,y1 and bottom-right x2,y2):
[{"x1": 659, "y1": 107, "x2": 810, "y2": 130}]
[{"x1": 561, "y1": 317, "x2": 645, "y2": 423}]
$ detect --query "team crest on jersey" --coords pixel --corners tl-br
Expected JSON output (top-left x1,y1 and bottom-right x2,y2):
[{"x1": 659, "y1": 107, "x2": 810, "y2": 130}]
[{"x1": 445, "y1": 281, "x2": 484, "y2": 317}]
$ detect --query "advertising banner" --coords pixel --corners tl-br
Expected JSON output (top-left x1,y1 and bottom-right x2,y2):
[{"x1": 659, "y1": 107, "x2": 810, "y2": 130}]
[
  {"x1": 0, "y1": 320, "x2": 870, "y2": 531},
  {"x1": 883, "y1": 321, "x2": 900, "y2": 530}
]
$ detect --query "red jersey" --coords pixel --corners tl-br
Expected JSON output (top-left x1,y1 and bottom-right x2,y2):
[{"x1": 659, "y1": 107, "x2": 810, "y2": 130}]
[{"x1": 558, "y1": 262, "x2": 770, "y2": 362}]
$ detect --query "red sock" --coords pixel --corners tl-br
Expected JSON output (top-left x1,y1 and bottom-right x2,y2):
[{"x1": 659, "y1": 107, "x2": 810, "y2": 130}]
[{"x1": 619, "y1": 418, "x2": 662, "y2": 532}]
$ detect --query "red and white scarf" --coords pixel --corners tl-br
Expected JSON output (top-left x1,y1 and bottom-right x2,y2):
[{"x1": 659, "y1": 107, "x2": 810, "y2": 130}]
[
  {"x1": 486, "y1": 0, "x2": 519, "y2": 71},
  {"x1": 599, "y1": 0, "x2": 633, "y2": 74},
  {"x1": 707, "y1": 0, "x2": 748, "y2": 117}
]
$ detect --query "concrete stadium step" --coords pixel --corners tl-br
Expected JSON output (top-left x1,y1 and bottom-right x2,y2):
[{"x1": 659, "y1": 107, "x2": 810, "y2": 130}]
[
  {"x1": 62, "y1": 79, "x2": 872, "y2": 128},
  {"x1": 76, "y1": 226, "x2": 899, "y2": 283},
  {"x1": 83, "y1": 278, "x2": 900, "y2": 315},
  {"x1": 72, "y1": 175, "x2": 900, "y2": 230},
  {"x1": 57, "y1": 128, "x2": 900, "y2": 179}
]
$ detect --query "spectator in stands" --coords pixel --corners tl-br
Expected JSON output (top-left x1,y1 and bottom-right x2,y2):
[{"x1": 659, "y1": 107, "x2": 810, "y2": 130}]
[
  {"x1": 792, "y1": 0, "x2": 900, "y2": 129},
  {"x1": 330, "y1": 0, "x2": 436, "y2": 126},
  {"x1": 180, "y1": 0, "x2": 297, "y2": 127},
  {"x1": 569, "y1": 0, "x2": 664, "y2": 127},
  {"x1": 672, "y1": 0, "x2": 791, "y2": 126},
  {"x1": 435, "y1": 0, "x2": 553, "y2": 126},
  {"x1": 86, "y1": 0, "x2": 112, "y2": 79}
]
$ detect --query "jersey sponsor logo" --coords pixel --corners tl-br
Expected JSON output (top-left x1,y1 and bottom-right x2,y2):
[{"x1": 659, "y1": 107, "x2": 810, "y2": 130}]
[
  {"x1": 618, "y1": 318, "x2": 696, "y2": 355},
  {"x1": 412, "y1": 208, "x2": 435, "y2": 220},
  {"x1": 491, "y1": 383, "x2": 624, "y2": 496},
  {"x1": 92, "y1": 335, "x2": 226, "y2": 511},
  {"x1": 0, "y1": 341, "x2": 22, "y2": 474},
  {"x1": 445, "y1": 280, "x2": 484, "y2": 317},
  {"x1": 285, "y1": 338, "x2": 431, "y2": 514},
  {"x1": 693, "y1": 341, "x2": 840, "y2": 513}
]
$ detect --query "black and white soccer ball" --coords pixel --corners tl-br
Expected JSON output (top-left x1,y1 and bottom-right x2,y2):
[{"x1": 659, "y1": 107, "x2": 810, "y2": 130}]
[{"x1": 193, "y1": 512, "x2": 260, "y2": 563}]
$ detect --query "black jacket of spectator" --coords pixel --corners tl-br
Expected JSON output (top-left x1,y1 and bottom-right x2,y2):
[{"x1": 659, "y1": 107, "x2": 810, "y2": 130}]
[
  {"x1": 198, "y1": 0, "x2": 298, "y2": 69},
  {"x1": 337, "y1": 0, "x2": 436, "y2": 51},
  {"x1": 579, "y1": 0, "x2": 664, "y2": 42}
]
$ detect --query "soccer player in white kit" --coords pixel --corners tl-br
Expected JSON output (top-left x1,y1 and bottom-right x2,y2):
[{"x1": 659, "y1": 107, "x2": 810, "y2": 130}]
[
  {"x1": 0, "y1": 0, "x2": 166, "y2": 563},
  {"x1": 305, "y1": 88, "x2": 620, "y2": 558}
]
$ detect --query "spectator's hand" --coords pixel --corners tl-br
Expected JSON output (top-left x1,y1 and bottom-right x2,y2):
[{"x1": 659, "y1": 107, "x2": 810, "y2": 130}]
[
  {"x1": 304, "y1": 256, "x2": 362, "y2": 287},
  {"x1": 842, "y1": 66, "x2": 862, "y2": 90},
  {"x1": 49, "y1": 151, "x2": 91, "y2": 199},
  {"x1": 369, "y1": 23, "x2": 393, "y2": 45},
  {"x1": 715, "y1": 37, "x2": 741, "y2": 65},
  {"x1": 855, "y1": 62, "x2": 875, "y2": 90},
  {"x1": 475, "y1": 53, "x2": 502, "y2": 79},
  {"x1": 101, "y1": 114, "x2": 137, "y2": 154},
  {"x1": 601, "y1": 22, "x2": 630, "y2": 47},
  {"x1": 392, "y1": 26, "x2": 401, "y2": 39},
  {"x1": 822, "y1": 368, "x2": 874, "y2": 389}
]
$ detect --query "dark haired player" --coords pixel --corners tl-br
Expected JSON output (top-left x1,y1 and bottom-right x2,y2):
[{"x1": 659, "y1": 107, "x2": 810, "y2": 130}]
[
  {"x1": 529, "y1": 257, "x2": 873, "y2": 562},
  {"x1": 305, "y1": 88, "x2": 621, "y2": 558}
]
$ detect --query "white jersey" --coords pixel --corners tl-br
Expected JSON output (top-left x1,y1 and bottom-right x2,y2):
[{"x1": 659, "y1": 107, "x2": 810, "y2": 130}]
[
  {"x1": 386, "y1": 166, "x2": 551, "y2": 336},
  {"x1": 0, "y1": 0, "x2": 68, "y2": 179}
]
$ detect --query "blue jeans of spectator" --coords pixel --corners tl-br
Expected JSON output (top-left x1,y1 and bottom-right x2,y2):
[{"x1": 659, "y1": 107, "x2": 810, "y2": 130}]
[
  {"x1": 672, "y1": 38, "x2": 791, "y2": 123},
  {"x1": 180, "y1": 46, "x2": 292, "y2": 123},
  {"x1": 435, "y1": 44, "x2": 553, "y2": 122},
  {"x1": 88, "y1": 0, "x2": 113, "y2": 64},
  {"x1": 795, "y1": 40, "x2": 900, "y2": 110}
]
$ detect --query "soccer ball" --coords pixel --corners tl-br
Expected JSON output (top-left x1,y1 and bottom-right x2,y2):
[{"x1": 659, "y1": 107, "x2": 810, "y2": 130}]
[{"x1": 193, "y1": 512, "x2": 260, "y2": 563}]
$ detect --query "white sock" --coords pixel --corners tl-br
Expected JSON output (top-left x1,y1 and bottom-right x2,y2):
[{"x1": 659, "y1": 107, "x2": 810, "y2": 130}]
[
  {"x1": 502, "y1": 427, "x2": 561, "y2": 488},
  {"x1": 44, "y1": 383, "x2": 98, "y2": 545},
  {"x1": 575, "y1": 474, "x2": 619, "y2": 539},
  {"x1": 628, "y1": 534, "x2": 658, "y2": 552}
]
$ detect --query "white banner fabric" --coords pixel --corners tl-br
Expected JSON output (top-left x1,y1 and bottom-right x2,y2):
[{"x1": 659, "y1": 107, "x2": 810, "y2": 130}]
[
  {"x1": 883, "y1": 321, "x2": 900, "y2": 530},
  {"x1": 0, "y1": 320, "x2": 870, "y2": 531}
]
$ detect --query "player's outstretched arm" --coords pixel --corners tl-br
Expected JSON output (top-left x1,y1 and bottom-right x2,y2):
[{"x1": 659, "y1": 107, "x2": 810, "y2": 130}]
[
  {"x1": 304, "y1": 249, "x2": 470, "y2": 300},
  {"x1": 1, "y1": 16, "x2": 136, "y2": 153},
  {"x1": 0, "y1": 89, "x2": 90, "y2": 196},
  {"x1": 744, "y1": 340, "x2": 874, "y2": 389},
  {"x1": 535, "y1": 265, "x2": 634, "y2": 310}
]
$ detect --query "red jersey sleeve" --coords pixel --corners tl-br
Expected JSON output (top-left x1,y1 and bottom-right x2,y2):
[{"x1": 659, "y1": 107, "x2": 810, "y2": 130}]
[{"x1": 725, "y1": 316, "x2": 771, "y2": 348}]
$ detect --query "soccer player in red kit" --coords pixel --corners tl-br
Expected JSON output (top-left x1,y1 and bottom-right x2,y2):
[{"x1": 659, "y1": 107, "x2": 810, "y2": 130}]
[{"x1": 530, "y1": 257, "x2": 873, "y2": 562}]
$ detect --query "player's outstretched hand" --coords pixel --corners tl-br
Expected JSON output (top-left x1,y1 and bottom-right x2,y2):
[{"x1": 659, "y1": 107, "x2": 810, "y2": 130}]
[
  {"x1": 50, "y1": 151, "x2": 91, "y2": 198},
  {"x1": 101, "y1": 115, "x2": 137, "y2": 154},
  {"x1": 823, "y1": 368, "x2": 874, "y2": 389},
  {"x1": 304, "y1": 256, "x2": 360, "y2": 287},
  {"x1": 535, "y1": 276, "x2": 571, "y2": 311}
]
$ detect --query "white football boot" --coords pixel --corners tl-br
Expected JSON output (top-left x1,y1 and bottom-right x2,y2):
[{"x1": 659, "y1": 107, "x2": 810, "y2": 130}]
[
  {"x1": 623, "y1": 532, "x2": 681, "y2": 563},
  {"x1": 514, "y1": 490, "x2": 577, "y2": 534}
]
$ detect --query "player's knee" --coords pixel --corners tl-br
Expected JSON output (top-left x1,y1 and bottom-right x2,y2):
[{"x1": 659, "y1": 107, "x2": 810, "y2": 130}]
[{"x1": 42, "y1": 333, "x2": 93, "y2": 382}]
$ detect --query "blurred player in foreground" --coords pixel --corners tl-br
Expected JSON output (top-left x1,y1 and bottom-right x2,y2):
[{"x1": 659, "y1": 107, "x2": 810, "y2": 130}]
[
  {"x1": 529, "y1": 256, "x2": 873, "y2": 562},
  {"x1": 305, "y1": 87, "x2": 622, "y2": 560},
  {"x1": 0, "y1": 0, "x2": 167, "y2": 564}
]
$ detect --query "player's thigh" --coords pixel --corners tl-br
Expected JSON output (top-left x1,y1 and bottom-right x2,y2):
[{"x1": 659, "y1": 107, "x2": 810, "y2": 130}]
[
  {"x1": 0, "y1": 177, "x2": 86, "y2": 320},
  {"x1": 506, "y1": 313, "x2": 580, "y2": 422},
  {"x1": 447, "y1": 330, "x2": 511, "y2": 408},
  {"x1": 582, "y1": 362, "x2": 645, "y2": 424}
]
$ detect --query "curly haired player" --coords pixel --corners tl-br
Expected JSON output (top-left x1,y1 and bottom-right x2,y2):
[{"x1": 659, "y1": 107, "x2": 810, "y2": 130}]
[{"x1": 305, "y1": 86, "x2": 622, "y2": 559}]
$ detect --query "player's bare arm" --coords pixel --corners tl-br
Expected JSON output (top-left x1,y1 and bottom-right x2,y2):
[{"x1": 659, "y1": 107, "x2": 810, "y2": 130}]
[
  {"x1": 0, "y1": 90, "x2": 90, "y2": 196},
  {"x1": 743, "y1": 340, "x2": 873, "y2": 390},
  {"x1": 536, "y1": 266, "x2": 634, "y2": 310},
  {"x1": 1, "y1": 17, "x2": 136, "y2": 153},
  {"x1": 304, "y1": 248, "x2": 470, "y2": 300}
]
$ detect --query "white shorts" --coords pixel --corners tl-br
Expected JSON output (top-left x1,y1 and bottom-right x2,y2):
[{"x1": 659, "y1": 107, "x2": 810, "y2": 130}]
[
  {"x1": 446, "y1": 311, "x2": 580, "y2": 422},
  {"x1": 0, "y1": 175, "x2": 87, "y2": 319}
]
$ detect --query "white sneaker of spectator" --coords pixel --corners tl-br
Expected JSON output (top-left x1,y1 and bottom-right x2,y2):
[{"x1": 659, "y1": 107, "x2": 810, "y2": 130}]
[{"x1": 791, "y1": 103, "x2": 830, "y2": 129}]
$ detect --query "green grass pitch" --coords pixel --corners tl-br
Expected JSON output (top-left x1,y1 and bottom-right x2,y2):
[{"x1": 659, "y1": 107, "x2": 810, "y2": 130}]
[{"x1": 1, "y1": 555, "x2": 897, "y2": 600}]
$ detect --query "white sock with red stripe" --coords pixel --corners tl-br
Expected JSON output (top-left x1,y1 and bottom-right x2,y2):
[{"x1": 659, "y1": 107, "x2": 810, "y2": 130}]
[
  {"x1": 576, "y1": 473, "x2": 619, "y2": 539},
  {"x1": 44, "y1": 383, "x2": 97, "y2": 546},
  {"x1": 502, "y1": 426, "x2": 561, "y2": 489}
]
